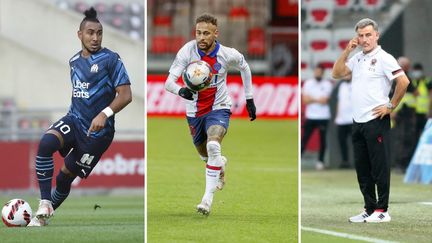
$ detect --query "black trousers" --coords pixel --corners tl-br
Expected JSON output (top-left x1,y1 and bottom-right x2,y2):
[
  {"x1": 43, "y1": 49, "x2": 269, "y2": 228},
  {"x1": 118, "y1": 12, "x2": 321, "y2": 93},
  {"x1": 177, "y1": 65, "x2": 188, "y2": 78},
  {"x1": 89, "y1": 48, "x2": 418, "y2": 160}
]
[
  {"x1": 352, "y1": 116, "x2": 391, "y2": 212},
  {"x1": 337, "y1": 124, "x2": 352, "y2": 163},
  {"x1": 301, "y1": 119, "x2": 328, "y2": 162}
]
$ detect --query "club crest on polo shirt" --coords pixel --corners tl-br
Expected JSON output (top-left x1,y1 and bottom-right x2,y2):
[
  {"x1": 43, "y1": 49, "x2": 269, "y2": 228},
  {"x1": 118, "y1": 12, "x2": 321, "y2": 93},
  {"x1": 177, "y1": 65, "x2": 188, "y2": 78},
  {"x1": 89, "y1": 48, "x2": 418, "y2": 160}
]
[{"x1": 368, "y1": 59, "x2": 377, "y2": 72}]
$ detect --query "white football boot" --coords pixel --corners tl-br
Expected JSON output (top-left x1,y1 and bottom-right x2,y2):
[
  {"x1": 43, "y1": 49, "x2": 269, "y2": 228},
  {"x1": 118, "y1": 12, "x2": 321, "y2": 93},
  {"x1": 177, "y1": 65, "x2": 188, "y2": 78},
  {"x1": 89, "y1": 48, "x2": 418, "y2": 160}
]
[
  {"x1": 348, "y1": 210, "x2": 370, "y2": 223},
  {"x1": 27, "y1": 200, "x2": 54, "y2": 227},
  {"x1": 197, "y1": 199, "x2": 212, "y2": 216},
  {"x1": 216, "y1": 156, "x2": 227, "y2": 191},
  {"x1": 364, "y1": 210, "x2": 391, "y2": 223}
]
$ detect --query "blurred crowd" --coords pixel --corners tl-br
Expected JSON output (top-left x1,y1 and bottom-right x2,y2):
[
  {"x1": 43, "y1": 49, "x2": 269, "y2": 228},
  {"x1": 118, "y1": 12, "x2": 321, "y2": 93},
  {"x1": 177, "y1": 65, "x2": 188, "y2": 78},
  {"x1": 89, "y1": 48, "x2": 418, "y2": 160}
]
[{"x1": 301, "y1": 57, "x2": 432, "y2": 172}]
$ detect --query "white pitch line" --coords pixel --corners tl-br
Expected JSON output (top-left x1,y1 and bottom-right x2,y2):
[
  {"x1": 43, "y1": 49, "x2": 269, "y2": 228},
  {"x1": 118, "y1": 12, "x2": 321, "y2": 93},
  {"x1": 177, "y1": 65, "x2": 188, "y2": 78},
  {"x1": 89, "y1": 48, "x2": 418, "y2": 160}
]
[
  {"x1": 302, "y1": 226, "x2": 399, "y2": 243},
  {"x1": 418, "y1": 202, "x2": 432, "y2": 205}
]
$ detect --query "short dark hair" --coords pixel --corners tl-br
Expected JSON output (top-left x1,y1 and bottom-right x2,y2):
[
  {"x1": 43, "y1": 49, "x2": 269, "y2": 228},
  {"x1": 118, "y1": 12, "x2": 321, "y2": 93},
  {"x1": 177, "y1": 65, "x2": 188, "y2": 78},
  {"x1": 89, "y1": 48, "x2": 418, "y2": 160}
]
[
  {"x1": 79, "y1": 7, "x2": 101, "y2": 30},
  {"x1": 195, "y1": 13, "x2": 217, "y2": 26}
]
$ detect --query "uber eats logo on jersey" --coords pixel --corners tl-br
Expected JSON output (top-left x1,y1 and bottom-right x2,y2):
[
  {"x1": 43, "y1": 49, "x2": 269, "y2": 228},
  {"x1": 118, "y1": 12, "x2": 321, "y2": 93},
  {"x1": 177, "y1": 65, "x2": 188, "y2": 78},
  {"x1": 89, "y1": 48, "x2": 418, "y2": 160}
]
[{"x1": 73, "y1": 79, "x2": 90, "y2": 98}]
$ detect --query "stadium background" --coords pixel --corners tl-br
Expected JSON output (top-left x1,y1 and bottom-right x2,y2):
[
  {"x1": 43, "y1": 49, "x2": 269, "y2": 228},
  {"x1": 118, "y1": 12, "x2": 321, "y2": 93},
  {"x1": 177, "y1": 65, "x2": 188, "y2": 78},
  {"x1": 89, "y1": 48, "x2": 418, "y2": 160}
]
[
  {"x1": 301, "y1": 1, "x2": 432, "y2": 242},
  {"x1": 147, "y1": 0, "x2": 299, "y2": 242},
  {"x1": 0, "y1": 0, "x2": 144, "y2": 241}
]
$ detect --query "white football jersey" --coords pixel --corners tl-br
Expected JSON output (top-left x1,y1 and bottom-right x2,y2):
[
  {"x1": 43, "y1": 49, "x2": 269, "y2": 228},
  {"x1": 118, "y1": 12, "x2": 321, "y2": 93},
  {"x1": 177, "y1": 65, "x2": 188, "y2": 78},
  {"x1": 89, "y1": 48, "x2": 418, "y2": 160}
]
[{"x1": 166, "y1": 40, "x2": 253, "y2": 117}]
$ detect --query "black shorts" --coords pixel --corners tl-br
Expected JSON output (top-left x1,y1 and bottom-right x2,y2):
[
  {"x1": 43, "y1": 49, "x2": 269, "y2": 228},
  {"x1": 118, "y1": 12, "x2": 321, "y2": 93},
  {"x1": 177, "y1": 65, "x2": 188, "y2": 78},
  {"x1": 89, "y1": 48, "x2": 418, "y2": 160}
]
[{"x1": 49, "y1": 115, "x2": 113, "y2": 178}]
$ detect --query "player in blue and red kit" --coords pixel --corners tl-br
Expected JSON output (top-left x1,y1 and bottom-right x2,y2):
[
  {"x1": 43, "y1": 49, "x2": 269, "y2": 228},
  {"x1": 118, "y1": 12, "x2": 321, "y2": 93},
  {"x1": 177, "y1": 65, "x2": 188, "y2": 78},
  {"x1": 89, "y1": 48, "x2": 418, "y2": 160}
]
[
  {"x1": 165, "y1": 13, "x2": 256, "y2": 215},
  {"x1": 28, "y1": 7, "x2": 132, "y2": 226}
]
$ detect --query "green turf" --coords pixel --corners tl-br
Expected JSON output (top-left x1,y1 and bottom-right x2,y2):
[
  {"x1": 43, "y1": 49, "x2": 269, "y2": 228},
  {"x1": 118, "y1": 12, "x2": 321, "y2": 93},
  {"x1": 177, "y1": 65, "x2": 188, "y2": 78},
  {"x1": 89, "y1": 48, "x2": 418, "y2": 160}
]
[
  {"x1": 302, "y1": 170, "x2": 432, "y2": 243},
  {"x1": 302, "y1": 231, "x2": 360, "y2": 243},
  {"x1": 0, "y1": 195, "x2": 144, "y2": 243},
  {"x1": 148, "y1": 118, "x2": 298, "y2": 243}
]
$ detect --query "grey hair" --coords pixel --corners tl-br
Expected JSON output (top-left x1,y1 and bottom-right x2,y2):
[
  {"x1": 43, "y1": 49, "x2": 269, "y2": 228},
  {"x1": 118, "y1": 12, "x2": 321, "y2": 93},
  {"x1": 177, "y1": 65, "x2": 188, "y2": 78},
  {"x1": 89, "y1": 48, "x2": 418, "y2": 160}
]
[{"x1": 355, "y1": 18, "x2": 378, "y2": 31}]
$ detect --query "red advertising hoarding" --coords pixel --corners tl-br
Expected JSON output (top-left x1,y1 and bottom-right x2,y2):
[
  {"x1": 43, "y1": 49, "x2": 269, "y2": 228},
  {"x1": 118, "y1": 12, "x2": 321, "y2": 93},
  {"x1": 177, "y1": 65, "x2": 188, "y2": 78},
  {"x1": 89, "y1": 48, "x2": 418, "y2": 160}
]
[
  {"x1": 147, "y1": 75, "x2": 298, "y2": 119},
  {"x1": 0, "y1": 141, "x2": 144, "y2": 190}
]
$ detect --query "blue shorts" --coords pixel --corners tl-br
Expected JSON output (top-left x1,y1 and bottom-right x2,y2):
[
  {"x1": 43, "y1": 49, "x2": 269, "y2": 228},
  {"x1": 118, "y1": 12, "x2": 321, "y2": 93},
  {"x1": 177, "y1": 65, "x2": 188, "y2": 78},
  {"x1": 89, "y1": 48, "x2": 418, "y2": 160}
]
[
  {"x1": 186, "y1": 109, "x2": 231, "y2": 146},
  {"x1": 49, "y1": 115, "x2": 113, "y2": 178}
]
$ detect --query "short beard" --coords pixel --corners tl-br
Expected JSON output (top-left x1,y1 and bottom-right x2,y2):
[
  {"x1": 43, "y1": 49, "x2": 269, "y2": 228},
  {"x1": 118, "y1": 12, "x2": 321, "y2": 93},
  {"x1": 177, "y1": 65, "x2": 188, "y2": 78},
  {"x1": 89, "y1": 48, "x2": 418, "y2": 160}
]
[
  {"x1": 198, "y1": 43, "x2": 210, "y2": 52},
  {"x1": 82, "y1": 42, "x2": 101, "y2": 54}
]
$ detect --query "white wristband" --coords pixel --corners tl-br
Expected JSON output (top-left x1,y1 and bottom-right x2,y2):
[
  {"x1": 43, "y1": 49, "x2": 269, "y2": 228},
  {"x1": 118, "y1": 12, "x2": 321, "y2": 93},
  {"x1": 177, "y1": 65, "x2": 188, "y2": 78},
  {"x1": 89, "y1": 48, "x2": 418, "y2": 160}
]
[{"x1": 102, "y1": 107, "x2": 114, "y2": 118}]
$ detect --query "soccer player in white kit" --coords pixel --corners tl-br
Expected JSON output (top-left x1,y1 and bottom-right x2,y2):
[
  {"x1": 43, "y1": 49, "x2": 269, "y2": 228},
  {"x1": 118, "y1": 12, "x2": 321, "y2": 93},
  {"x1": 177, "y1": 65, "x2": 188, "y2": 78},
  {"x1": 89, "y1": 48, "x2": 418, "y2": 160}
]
[
  {"x1": 165, "y1": 13, "x2": 256, "y2": 215},
  {"x1": 333, "y1": 18, "x2": 409, "y2": 223}
]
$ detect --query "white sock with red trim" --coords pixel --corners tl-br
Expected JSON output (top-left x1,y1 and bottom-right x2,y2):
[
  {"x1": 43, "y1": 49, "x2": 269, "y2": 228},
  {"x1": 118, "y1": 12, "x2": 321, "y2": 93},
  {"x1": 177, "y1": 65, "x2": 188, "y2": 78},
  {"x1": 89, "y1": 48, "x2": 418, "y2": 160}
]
[{"x1": 202, "y1": 141, "x2": 222, "y2": 204}]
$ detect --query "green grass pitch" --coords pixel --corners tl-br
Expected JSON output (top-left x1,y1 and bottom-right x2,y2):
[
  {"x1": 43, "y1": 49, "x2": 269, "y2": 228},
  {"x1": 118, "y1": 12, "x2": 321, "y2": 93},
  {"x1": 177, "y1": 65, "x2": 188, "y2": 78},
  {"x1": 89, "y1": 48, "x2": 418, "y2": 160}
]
[
  {"x1": 148, "y1": 118, "x2": 298, "y2": 243},
  {"x1": 0, "y1": 195, "x2": 144, "y2": 243},
  {"x1": 302, "y1": 170, "x2": 432, "y2": 243}
]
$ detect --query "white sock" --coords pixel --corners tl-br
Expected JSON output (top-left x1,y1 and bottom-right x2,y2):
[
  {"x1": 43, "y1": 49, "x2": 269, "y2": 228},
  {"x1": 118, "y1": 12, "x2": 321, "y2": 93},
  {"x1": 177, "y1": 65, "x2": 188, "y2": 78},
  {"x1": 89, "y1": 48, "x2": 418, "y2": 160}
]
[{"x1": 202, "y1": 141, "x2": 222, "y2": 203}]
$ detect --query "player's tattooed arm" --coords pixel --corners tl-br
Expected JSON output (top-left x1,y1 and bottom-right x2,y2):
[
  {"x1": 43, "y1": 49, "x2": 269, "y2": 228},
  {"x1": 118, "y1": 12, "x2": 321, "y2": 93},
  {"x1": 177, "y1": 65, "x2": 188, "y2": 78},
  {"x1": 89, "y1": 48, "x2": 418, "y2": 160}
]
[
  {"x1": 88, "y1": 85, "x2": 132, "y2": 135},
  {"x1": 207, "y1": 125, "x2": 226, "y2": 143}
]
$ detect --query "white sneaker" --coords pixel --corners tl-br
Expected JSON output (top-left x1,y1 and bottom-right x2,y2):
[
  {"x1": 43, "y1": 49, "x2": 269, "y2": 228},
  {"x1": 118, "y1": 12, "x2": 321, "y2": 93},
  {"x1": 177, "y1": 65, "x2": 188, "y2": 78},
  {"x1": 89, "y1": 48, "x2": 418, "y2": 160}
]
[
  {"x1": 364, "y1": 210, "x2": 391, "y2": 223},
  {"x1": 216, "y1": 156, "x2": 227, "y2": 191},
  {"x1": 349, "y1": 211, "x2": 370, "y2": 223},
  {"x1": 27, "y1": 200, "x2": 54, "y2": 227},
  {"x1": 197, "y1": 200, "x2": 211, "y2": 216},
  {"x1": 27, "y1": 216, "x2": 48, "y2": 227}
]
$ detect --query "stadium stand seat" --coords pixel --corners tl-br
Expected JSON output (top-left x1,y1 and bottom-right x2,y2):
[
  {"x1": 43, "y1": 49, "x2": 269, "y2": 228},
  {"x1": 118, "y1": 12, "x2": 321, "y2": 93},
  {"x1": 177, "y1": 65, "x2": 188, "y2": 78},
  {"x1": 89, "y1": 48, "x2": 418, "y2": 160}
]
[
  {"x1": 112, "y1": 2, "x2": 126, "y2": 15},
  {"x1": 111, "y1": 16, "x2": 128, "y2": 30},
  {"x1": 312, "y1": 50, "x2": 339, "y2": 72},
  {"x1": 129, "y1": 2, "x2": 144, "y2": 16},
  {"x1": 301, "y1": 50, "x2": 312, "y2": 71},
  {"x1": 304, "y1": 0, "x2": 334, "y2": 28},
  {"x1": 334, "y1": 0, "x2": 356, "y2": 11},
  {"x1": 304, "y1": 29, "x2": 332, "y2": 52},
  {"x1": 247, "y1": 27, "x2": 266, "y2": 57},
  {"x1": 130, "y1": 15, "x2": 142, "y2": 30},
  {"x1": 74, "y1": 1, "x2": 88, "y2": 13},
  {"x1": 151, "y1": 35, "x2": 169, "y2": 54},
  {"x1": 169, "y1": 36, "x2": 186, "y2": 53},
  {"x1": 333, "y1": 28, "x2": 354, "y2": 51},
  {"x1": 94, "y1": 2, "x2": 108, "y2": 15},
  {"x1": 358, "y1": 0, "x2": 386, "y2": 11}
]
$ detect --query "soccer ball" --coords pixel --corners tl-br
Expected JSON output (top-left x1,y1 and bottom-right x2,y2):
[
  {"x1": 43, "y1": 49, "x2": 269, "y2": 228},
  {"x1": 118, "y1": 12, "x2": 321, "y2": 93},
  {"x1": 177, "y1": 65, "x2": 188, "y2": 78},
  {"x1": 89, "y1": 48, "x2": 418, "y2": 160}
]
[
  {"x1": 182, "y1": 60, "x2": 213, "y2": 91},
  {"x1": 1, "y1": 199, "x2": 32, "y2": 227}
]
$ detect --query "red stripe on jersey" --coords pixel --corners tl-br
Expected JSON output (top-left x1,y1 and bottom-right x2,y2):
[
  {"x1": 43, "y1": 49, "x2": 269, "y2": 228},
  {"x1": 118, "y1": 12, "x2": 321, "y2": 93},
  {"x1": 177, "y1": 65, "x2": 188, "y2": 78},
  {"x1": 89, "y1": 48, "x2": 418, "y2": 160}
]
[
  {"x1": 206, "y1": 164, "x2": 222, "y2": 170},
  {"x1": 196, "y1": 55, "x2": 218, "y2": 117}
]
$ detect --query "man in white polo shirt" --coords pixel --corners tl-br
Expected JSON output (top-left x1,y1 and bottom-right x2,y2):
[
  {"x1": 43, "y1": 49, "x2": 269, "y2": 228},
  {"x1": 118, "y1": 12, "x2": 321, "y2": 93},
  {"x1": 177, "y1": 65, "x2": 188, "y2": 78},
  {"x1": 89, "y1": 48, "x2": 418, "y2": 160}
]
[
  {"x1": 332, "y1": 18, "x2": 409, "y2": 223},
  {"x1": 301, "y1": 65, "x2": 333, "y2": 170}
]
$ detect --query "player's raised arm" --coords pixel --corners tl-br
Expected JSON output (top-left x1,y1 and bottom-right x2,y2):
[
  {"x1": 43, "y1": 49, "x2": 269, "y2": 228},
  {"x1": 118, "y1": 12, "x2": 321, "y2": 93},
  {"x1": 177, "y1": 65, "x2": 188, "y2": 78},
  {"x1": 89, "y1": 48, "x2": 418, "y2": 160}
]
[{"x1": 332, "y1": 37, "x2": 357, "y2": 79}]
